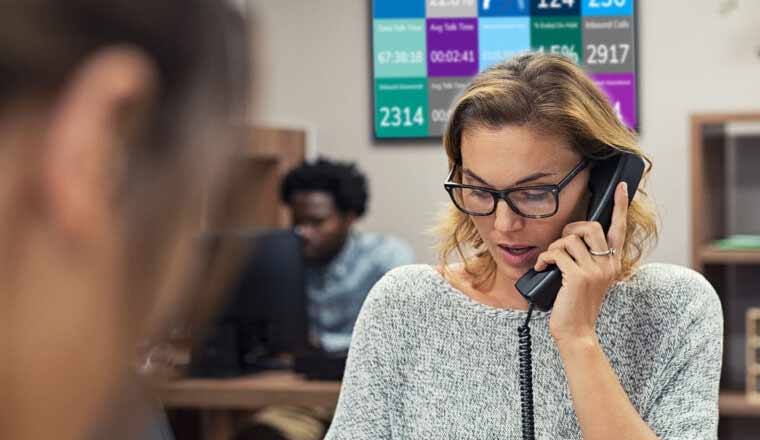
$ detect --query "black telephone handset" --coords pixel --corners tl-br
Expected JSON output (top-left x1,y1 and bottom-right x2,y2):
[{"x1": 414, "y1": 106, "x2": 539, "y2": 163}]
[
  {"x1": 515, "y1": 152, "x2": 645, "y2": 311},
  {"x1": 515, "y1": 151, "x2": 646, "y2": 440}
]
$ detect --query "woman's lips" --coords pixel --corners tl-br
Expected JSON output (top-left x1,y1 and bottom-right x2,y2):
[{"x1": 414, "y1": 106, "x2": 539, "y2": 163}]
[{"x1": 496, "y1": 244, "x2": 539, "y2": 266}]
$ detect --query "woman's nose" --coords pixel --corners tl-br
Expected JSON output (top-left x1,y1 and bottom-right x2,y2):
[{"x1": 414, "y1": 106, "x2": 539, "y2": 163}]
[{"x1": 493, "y1": 199, "x2": 524, "y2": 232}]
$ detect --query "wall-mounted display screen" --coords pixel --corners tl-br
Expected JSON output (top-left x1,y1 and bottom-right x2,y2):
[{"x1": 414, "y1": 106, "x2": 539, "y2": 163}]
[{"x1": 372, "y1": 0, "x2": 638, "y2": 138}]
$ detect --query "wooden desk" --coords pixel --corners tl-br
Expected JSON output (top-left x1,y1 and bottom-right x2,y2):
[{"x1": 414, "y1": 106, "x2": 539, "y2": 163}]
[
  {"x1": 158, "y1": 375, "x2": 760, "y2": 439},
  {"x1": 157, "y1": 371, "x2": 341, "y2": 440}
]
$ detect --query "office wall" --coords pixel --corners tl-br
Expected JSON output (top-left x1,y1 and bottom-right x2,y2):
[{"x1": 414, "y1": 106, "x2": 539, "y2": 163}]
[{"x1": 248, "y1": 0, "x2": 760, "y2": 265}]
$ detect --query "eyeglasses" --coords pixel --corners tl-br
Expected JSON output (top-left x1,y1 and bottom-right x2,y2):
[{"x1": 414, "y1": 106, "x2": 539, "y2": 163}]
[{"x1": 444, "y1": 159, "x2": 590, "y2": 218}]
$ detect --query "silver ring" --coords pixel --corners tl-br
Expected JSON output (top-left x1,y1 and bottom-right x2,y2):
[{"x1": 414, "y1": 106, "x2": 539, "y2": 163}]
[{"x1": 589, "y1": 247, "x2": 616, "y2": 257}]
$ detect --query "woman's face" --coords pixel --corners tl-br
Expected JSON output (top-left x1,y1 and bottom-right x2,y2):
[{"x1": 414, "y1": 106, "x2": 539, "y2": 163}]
[{"x1": 460, "y1": 124, "x2": 590, "y2": 283}]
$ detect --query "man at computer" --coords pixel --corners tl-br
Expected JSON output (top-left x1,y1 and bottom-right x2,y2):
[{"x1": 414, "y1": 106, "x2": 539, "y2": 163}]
[
  {"x1": 280, "y1": 157, "x2": 415, "y2": 353},
  {"x1": 233, "y1": 158, "x2": 413, "y2": 440}
]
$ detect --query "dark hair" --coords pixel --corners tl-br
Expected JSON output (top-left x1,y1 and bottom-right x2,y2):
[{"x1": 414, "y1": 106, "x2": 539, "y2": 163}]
[
  {"x1": 281, "y1": 158, "x2": 369, "y2": 218},
  {"x1": 0, "y1": 1, "x2": 251, "y2": 325}
]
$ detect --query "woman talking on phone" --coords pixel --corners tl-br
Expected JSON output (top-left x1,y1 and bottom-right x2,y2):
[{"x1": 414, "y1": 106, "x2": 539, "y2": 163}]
[{"x1": 325, "y1": 53, "x2": 722, "y2": 439}]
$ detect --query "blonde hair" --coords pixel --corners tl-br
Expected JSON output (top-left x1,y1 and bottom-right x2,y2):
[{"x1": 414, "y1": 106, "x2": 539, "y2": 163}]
[{"x1": 436, "y1": 52, "x2": 658, "y2": 288}]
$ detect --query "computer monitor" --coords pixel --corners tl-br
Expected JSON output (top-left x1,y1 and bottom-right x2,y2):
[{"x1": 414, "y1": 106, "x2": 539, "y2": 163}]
[{"x1": 187, "y1": 229, "x2": 310, "y2": 378}]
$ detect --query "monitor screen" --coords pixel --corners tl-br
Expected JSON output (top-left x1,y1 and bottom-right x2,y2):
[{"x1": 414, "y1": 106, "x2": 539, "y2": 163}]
[
  {"x1": 187, "y1": 230, "x2": 309, "y2": 377},
  {"x1": 372, "y1": 0, "x2": 638, "y2": 139}
]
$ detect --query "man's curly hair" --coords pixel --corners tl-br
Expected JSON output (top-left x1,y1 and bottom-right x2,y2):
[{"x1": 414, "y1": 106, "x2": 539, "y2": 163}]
[{"x1": 280, "y1": 158, "x2": 369, "y2": 218}]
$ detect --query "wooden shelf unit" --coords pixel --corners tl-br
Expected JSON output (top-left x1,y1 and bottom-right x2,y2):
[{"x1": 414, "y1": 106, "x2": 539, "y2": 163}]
[
  {"x1": 699, "y1": 246, "x2": 760, "y2": 265},
  {"x1": 690, "y1": 113, "x2": 760, "y2": 439},
  {"x1": 204, "y1": 126, "x2": 305, "y2": 232}
]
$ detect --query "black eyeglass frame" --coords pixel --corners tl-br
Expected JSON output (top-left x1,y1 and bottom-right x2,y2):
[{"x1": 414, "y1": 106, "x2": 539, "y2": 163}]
[{"x1": 443, "y1": 158, "x2": 591, "y2": 218}]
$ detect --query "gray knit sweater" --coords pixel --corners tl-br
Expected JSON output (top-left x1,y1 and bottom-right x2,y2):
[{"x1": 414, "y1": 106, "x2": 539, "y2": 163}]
[{"x1": 324, "y1": 263, "x2": 723, "y2": 440}]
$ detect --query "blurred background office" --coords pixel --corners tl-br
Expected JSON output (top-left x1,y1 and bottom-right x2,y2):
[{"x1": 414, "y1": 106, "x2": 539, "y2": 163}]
[{"x1": 5, "y1": 1, "x2": 760, "y2": 439}]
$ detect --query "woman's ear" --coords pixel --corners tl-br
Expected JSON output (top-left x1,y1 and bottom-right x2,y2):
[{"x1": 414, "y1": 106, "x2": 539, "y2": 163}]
[{"x1": 42, "y1": 46, "x2": 158, "y2": 242}]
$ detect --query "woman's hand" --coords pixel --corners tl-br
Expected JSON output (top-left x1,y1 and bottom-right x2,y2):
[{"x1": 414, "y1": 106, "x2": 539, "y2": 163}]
[{"x1": 534, "y1": 181, "x2": 629, "y2": 344}]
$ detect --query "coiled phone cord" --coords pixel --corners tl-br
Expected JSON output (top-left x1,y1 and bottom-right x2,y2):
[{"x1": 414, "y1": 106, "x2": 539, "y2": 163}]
[{"x1": 517, "y1": 302, "x2": 536, "y2": 440}]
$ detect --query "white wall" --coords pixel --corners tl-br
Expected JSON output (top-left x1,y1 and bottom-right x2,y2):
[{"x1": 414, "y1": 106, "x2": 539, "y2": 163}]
[{"x1": 248, "y1": 0, "x2": 760, "y2": 265}]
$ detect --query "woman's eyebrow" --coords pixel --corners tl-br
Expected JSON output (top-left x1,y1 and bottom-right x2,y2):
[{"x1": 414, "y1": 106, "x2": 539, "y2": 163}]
[{"x1": 462, "y1": 168, "x2": 556, "y2": 188}]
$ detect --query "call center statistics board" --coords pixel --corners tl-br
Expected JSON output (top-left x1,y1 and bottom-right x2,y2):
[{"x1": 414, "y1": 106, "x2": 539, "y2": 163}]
[{"x1": 372, "y1": 0, "x2": 638, "y2": 138}]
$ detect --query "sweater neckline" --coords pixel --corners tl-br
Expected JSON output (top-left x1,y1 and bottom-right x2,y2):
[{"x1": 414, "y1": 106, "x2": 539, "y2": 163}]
[{"x1": 422, "y1": 264, "x2": 552, "y2": 320}]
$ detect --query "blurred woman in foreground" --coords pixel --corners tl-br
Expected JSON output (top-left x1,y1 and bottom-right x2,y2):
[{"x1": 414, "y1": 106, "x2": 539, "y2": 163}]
[{"x1": 2, "y1": 1, "x2": 249, "y2": 439}]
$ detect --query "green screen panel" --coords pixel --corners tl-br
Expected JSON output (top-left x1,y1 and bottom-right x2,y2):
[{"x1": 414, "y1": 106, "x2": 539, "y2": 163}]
[{"x1": 375, "y1": 78, "x2": 429, "y2": 138}]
